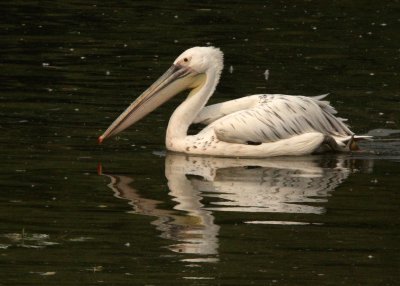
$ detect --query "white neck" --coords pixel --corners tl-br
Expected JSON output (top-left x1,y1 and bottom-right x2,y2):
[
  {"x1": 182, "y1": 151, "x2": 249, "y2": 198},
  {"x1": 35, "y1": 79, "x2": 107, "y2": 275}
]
[{"x1": 166, "y1": 68, "x2": 220, "y2": 144}]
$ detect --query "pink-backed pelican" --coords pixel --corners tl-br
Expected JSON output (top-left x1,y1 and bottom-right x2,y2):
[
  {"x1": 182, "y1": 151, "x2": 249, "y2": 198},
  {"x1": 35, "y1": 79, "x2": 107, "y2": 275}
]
[{"x1": 99, "y1": 46, "x2": 365, "y2": 157}]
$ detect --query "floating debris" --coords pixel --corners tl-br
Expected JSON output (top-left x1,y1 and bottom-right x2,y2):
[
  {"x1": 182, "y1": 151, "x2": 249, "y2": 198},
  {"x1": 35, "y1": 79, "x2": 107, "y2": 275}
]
[
  {"x1": 0, "y1": 244, "x2": 10, "y2": 249},
  {"x1": 69, "y1": 237, "x2": 94, "y2": 242},
  {"x1": 264, "y1": 69, "x2": 270, "y2": 81},
  {"x1": 86, "y1": 266, "x2": 104, "y2": 272},
  {"x1": 40, "y1": 272, "x2": 56, "y2": 276},
  {"x1": 1, "y1": 232, "x2": 59, "y2": 248},
  {"x1": 30, "y1": 271, "x2": 56, "y2": 276}
]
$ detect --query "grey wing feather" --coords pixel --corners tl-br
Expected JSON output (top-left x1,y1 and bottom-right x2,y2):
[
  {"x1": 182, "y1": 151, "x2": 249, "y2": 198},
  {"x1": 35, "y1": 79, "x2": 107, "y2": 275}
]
[{"x1": 207, "y1": 95, "x2": 353, "y2": 144}]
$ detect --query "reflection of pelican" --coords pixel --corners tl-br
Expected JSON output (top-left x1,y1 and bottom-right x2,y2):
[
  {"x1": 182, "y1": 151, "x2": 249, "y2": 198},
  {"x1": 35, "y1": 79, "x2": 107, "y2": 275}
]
[
  {"x1": 100, "y1": 154, "x2": 364, "y2": 258},
  {"x1": 99, "y1": 46, "x2": 368, "y2": 157},
  {"x1": 166, "y1": 154, "x2": 351, "y2": 215},
  {"x1": 102, "y1": 168, "x2": 219, "y2": 256}
]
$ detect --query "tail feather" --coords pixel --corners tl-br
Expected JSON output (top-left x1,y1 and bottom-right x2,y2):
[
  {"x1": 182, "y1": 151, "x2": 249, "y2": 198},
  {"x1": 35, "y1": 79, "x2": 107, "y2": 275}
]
[{"x1": 353, "y1": 135, "x2": 373, "y2": 141}]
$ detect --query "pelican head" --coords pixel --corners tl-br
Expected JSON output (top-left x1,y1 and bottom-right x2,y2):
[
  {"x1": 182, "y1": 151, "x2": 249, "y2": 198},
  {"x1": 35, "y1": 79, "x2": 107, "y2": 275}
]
[{"x1": 98, "y1": 46, "x2": 224, "y2": 143}]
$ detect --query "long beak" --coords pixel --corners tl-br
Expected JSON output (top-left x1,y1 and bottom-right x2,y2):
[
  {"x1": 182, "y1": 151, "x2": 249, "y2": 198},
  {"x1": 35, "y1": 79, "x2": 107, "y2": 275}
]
[{"x1": 98, "y1": 64, "x2": 198, "y2": 143}]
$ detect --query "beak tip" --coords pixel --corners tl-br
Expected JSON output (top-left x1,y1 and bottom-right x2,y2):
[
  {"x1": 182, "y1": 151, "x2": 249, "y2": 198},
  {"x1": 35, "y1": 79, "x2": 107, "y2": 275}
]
[{"x1": 98, "y1": 135, "x2": 104, "y2": 144}]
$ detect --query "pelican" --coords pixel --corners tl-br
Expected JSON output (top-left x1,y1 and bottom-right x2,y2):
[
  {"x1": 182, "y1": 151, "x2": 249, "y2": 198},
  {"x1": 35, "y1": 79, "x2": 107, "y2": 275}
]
[{"x1": 99, "y1": 46, "x2": 367, "y2": 157}]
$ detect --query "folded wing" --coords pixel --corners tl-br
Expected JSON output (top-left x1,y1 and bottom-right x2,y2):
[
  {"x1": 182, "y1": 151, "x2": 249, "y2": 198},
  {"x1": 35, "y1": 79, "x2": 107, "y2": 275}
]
[{"x1": 203, "y1": 95, "x2": 353, "y2": 144}]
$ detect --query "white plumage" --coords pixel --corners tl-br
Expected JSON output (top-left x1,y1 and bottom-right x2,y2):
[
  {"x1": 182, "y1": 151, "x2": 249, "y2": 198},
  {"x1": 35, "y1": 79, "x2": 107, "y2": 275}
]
[
  {"x1": 99, "y1": 47, "x2": 367, "y2": 157},
  {"x1": 195, "y1": 94, "x2": 352, "y2": 144}
]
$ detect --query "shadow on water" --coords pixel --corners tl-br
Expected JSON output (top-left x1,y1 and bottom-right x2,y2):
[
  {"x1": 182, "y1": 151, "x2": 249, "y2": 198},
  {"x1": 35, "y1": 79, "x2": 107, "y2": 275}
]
[{"x1": 100, "y1": 153, "x2": 375, "y2": 263}]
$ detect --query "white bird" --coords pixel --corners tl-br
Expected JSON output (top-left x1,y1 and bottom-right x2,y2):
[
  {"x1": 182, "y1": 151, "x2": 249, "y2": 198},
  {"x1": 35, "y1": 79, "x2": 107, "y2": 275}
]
[{"x1": 99, "y1": 46, "x2": 366, "y2": 157}]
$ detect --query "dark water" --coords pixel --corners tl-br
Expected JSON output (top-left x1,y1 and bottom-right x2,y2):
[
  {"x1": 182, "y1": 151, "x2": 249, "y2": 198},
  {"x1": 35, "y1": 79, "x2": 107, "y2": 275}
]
[{"x1": 1, "y1": 1, "x2": 399, "y2": 285}]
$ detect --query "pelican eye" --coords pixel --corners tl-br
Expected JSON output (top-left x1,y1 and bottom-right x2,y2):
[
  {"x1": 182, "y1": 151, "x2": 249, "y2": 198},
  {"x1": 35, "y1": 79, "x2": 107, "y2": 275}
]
[{"x1": 183, "y1": 57, "x2": 189, "y2": 62}]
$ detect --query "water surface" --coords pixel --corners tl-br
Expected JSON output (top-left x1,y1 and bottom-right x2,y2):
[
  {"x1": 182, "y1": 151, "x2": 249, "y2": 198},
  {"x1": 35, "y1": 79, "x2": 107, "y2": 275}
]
[{"x1": 1, "y1": 1, "x2": 399, "y2": 285}]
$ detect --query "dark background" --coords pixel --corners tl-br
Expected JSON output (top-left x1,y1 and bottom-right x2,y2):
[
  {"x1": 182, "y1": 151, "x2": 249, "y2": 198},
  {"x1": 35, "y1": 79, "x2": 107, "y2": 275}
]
[{"x1": 0, "y1": 1, "x2": 399, "y2": 285}]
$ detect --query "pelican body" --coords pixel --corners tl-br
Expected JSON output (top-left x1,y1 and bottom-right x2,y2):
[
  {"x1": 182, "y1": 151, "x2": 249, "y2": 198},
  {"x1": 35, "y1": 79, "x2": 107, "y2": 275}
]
[{"x1": 99, "y1": 47, "x2": 365, "y2": 157}]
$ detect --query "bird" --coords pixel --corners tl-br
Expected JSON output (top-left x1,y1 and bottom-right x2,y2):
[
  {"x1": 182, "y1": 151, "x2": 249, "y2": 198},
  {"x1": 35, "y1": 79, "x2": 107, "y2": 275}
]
[{"x1": 98, "y1": 46, "x2": 368, "y2": 157}]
